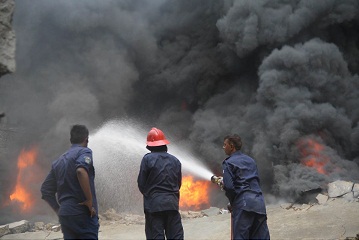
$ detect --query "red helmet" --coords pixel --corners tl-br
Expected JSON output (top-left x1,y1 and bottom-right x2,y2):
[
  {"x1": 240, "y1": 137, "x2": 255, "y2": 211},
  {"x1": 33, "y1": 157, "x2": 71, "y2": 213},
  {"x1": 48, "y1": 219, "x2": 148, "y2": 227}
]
[{"x1": 146, "y1": 127, "x2": 170, "y2": 146}]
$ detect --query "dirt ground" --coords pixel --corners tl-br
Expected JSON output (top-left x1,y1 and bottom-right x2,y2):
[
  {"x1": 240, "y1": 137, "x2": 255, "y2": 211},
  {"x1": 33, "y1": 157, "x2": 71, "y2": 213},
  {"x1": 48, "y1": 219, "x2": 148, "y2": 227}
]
[{"x1": 1, "y1": 197, "x2": 359, "y2": 240}]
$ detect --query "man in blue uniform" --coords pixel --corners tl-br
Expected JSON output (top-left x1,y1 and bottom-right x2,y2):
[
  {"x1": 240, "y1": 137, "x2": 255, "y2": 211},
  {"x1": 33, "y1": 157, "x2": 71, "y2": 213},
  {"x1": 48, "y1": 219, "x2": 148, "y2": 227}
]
[
  {"x1": 137, "y1": 127, "x2": 184, "y2": 239},
  {"x1": 41, "y1": 124, "x2": 99, "y2": 240},
  {"x1": 222, "y1": 134, "x2": 270, "y2": 239}
]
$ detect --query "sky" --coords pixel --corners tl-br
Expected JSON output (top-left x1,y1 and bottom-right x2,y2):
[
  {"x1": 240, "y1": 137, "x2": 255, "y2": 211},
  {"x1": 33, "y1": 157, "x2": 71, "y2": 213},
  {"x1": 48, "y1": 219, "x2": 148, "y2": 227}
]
[{"x1": 0, "y1": 0, "x2": 358, "y2": 223}]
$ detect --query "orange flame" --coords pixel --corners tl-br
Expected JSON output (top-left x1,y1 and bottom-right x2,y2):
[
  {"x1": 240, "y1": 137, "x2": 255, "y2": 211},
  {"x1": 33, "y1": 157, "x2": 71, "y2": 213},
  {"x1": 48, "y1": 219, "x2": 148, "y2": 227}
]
[
  {"x1": 297, "y1": 138, "x2": 329, "y2": 174},
  {"x1": 179, "y1": 175, "x2": 210, "y2": 211},
  {"x1": 9, "y1": 146, "x2": 39, "y2": 212}
]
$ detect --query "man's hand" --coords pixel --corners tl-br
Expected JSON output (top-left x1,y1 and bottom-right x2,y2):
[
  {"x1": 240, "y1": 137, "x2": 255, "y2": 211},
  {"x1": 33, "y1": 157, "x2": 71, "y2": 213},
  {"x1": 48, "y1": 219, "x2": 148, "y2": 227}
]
[
  {"x1": 79, "y1": 199, "x2": 96, "y2": 217},
  {"x1": 227, "y1": 203, "x2": 232, "y2": 213},
  {"x1": 218, "y1": 177, "x2": 224, "y2": 190}
]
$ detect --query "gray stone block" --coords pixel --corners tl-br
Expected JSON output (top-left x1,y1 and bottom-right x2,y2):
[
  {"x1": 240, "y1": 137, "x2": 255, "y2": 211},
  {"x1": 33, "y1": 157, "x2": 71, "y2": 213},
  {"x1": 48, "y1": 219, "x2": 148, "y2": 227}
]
[
  {"x1": 0, "y1": 224, "x2": 10, "y2": 237},
  {"x1": 328, "y1": 180, "x2": 353, "y2": 198},
  {"x1": 9, "y1": 220, "x2": 29, "y2": 234},
  {"x1": 316, "y1": 193, "x2": 328, "y2": 205}
]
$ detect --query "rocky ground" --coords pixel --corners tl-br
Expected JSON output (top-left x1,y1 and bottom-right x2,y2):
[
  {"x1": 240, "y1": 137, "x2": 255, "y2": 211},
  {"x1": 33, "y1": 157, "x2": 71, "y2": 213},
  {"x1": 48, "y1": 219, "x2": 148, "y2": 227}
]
[{"x1": 1, "y1": 196, "x2": 359, "y2": 240}]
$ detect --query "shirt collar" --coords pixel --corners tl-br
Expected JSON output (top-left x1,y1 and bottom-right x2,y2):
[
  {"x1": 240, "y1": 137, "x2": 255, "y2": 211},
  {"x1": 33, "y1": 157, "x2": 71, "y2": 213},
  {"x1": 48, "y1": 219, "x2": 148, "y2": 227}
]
[
  {"x1": 223, "y1": 150, "x2": 242, "y2": 162},
  {"x1": 71, "y1": 144, "x2": 82, "y2": 148}
]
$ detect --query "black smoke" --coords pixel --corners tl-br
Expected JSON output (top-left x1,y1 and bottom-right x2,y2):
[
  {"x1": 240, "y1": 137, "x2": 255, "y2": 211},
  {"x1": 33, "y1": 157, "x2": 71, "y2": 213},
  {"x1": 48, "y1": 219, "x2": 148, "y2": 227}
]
[{"x1": 0, "y1": 0, "x2": 358, "y2": 223}]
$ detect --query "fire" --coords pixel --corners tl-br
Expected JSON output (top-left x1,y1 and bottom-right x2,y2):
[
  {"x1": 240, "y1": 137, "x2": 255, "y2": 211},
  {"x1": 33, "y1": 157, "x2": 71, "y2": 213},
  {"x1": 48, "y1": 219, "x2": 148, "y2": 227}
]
[
  {"x1": 179, "y1": 175, "x2": 210, "y2": 211},
  {"x1": 9, "y1": 146, "x2": 39, "y2": 212},
  {"x1": 297, "y1": 138, "x2": 329, "y2": 174}
]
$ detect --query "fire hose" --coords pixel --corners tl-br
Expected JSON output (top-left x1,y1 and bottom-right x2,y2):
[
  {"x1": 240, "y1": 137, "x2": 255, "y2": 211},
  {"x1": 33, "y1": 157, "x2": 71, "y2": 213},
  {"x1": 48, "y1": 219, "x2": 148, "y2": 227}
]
[
  {"x1": 211, "y1": 175, "x2": 233, "y2": 238},
  {"x1": 211, "y1": 175, "x2": 231, "y2": 213}
]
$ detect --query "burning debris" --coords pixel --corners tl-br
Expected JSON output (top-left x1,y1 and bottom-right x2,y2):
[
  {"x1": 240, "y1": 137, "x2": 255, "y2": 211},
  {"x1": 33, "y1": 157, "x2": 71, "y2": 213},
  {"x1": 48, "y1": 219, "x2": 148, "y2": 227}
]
[
  {"x1": 2, "y1": 146, "x2": 44, "y2": 214},
  {"x1": 8, "y1": 147, "x2": 39, "y2": 211},
  {"x1": 179, "y1": 176, "x2": 211, "y2": 211},
  {"x1": 297, "y1": 138, "x2": 330, "y2": 175}
]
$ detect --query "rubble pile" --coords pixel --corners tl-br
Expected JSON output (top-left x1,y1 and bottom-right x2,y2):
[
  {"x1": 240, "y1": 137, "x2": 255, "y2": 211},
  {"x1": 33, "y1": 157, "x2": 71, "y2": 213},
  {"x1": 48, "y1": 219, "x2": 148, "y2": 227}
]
[
  {"x1": 0, "y1": 207, "x2": 226, "y2": 237},
  {"x1": 99, "y1": 208, "x2": 145, "y2": 226},
  {"x1": 280, "y1": 180, "x2": 359, "y2": 211},
  {"x1": 0, "y1": 180, "x2": 358, "y2": 238},
  {"x1": 180, "y1": 206, "x2": 227, "y2": 219},
  {"x1": 0, "y1": 220, "x2": 29, "y2": 237},
  {"x1": 0, "y1": 220, "x2": 61, "y2": 238}
]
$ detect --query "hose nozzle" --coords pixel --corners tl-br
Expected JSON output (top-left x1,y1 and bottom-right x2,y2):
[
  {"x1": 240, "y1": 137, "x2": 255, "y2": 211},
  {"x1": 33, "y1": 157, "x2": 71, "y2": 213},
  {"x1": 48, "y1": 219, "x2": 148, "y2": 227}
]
[{"x1": 211, "y1": 175, "x2": 223, "y2": 189}]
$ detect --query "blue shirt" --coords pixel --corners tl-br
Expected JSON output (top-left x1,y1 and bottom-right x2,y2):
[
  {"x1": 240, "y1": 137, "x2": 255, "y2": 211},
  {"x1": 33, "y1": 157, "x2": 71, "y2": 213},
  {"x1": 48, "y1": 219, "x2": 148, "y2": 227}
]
[
  {"x1": 222, "y1": 151, "x2": 266, "y2": 215},
  {"x1": 41, "y1": 144, "x2": 98, "y2": 216},
  {"x1": 137, "y1": 152, "x2": 182, "y2": 213}
]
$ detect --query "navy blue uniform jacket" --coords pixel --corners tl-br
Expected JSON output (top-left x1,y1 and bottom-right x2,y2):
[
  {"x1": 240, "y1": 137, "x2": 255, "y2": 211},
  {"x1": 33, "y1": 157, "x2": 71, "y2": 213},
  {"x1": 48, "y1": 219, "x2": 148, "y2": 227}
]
[
  {"x1": 137, "y1": 152, "x2": 182, "y2": 213},
  {"x1": 222, "y1": 151, "x2": 266, "y2": 215},
  {"x1": 41, "y1": 144, "x2": 98, "y2": 216}
]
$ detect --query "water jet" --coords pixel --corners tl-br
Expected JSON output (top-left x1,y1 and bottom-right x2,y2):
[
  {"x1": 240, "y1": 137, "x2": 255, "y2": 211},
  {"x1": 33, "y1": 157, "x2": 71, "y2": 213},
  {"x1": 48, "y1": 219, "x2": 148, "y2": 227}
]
[{"x1": 89, "y1": 119, "x2": 214, "y2": 213}]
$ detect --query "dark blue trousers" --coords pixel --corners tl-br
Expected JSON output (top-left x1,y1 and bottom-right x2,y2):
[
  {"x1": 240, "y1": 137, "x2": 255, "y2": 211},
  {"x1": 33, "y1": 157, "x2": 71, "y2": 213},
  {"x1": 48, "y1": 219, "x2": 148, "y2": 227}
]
[
  {"x1": 231, "y1": 209, "x2": 270, "y2": 240},
  {"x1": 145, "y1": 210, "x2": 184, "y2": 239},
  {"x1": 59, "y1": 214, "x2": 99, "y2": 240}
]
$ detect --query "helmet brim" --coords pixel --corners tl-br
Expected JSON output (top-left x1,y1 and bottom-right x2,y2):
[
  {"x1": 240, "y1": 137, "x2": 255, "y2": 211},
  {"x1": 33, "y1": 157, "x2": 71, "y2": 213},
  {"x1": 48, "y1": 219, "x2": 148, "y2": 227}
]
[{"x1": 146, "y1": 139, "x2": 170, "y2": 147}]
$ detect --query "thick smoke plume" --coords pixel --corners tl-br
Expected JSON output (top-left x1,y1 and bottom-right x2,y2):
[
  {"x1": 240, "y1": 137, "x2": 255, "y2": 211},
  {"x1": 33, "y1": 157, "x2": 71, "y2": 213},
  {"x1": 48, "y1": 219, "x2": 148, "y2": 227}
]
[{"x1": 0, "y1": 0, "x2": 358, "y2": 223}]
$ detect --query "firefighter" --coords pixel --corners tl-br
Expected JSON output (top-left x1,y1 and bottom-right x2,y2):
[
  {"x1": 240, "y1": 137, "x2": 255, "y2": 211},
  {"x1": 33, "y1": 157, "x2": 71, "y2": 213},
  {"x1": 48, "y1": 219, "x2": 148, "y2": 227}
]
[
  {"x1": 137, "y1": 127, "x2": 184, "y2": 239},
  {"x1": 41, "y1": 124, "x2": 99, "y2": 240},
  {"x1": 222, "y1": 134, "x2": 270, "y2": 239}
]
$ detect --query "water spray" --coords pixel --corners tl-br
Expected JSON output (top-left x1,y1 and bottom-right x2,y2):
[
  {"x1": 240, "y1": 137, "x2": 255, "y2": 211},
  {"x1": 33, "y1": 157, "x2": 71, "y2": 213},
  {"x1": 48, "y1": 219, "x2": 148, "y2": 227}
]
[
  {"x1": 89, "y1": 119, "x2": 216, "y2": 213},
  {"x1": 169, "y1": 146, "x2": 214, "y2": 180}
]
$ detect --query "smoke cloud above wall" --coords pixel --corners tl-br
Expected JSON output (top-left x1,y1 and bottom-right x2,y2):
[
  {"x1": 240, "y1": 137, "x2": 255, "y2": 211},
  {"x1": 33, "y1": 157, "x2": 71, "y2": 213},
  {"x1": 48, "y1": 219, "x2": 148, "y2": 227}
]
[{"x1": 0, "y1": 0, "x2": 359, "y2": 223}]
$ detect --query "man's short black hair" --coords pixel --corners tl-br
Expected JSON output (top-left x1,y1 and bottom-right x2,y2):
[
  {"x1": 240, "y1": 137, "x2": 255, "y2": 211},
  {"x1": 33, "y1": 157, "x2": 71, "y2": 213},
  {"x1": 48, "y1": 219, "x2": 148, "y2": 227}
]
[
  {"x1": 224, "y1": 134, "x2": 242, "y2": 150},
  {"x1": 146, "y1": 145, "x2": 168, "y2": 152},
  {"x1": 70, "y1": 124, "x2": 89, "y2": 144}
]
